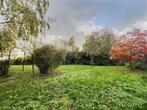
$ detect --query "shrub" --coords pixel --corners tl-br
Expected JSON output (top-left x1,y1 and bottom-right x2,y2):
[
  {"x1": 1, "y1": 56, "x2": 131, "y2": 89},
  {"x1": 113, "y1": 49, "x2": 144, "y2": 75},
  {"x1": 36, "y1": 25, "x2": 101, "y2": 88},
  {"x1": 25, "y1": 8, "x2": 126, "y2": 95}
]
[
  {"x1": 0, "y1": 60, "x2": 9, "y2": 76},
  {"x1": 133, "y1": 61, "x2": 147, "y2": 70},
  {"x1": 33, "y1": 45, "x2": 63, "y2": 74}
]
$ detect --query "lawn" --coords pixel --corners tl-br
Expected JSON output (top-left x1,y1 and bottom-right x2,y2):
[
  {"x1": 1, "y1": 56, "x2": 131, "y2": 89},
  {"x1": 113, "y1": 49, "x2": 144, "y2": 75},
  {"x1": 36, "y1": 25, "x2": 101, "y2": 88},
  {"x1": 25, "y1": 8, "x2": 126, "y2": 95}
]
[{"x1": 0, "y1": 65, "x2": 147, "y2": 110}]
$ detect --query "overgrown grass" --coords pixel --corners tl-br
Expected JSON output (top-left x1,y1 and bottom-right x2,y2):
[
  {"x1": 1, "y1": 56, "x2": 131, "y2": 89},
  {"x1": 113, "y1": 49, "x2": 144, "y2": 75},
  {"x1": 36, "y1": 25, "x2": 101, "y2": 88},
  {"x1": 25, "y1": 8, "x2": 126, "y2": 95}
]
[{"x1": 0, "y1": 65, "x2": 147, "y2": 110}]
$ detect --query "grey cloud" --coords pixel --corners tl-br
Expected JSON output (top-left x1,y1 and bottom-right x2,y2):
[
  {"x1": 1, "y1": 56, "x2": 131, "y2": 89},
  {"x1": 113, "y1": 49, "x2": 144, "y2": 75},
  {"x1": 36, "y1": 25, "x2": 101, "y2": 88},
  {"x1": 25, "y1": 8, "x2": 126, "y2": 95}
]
[{"x1": 43, "y1": 0, "x2": 147, "y2": 46}]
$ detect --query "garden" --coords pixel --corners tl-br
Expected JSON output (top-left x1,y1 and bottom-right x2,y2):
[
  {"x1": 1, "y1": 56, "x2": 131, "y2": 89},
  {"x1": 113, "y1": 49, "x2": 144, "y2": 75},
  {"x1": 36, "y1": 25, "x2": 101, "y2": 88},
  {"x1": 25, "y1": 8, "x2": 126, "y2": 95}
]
[{"x1": 0, "y1": 0, "x2": 147, "y2": 110}]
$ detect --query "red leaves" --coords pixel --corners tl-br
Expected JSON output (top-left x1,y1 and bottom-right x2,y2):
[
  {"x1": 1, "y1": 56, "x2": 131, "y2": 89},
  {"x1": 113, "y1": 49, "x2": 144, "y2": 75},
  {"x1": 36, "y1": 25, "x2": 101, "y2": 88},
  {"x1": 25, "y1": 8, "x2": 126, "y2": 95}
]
[{"x1": 112, "y1": 29, "x2": 147, "y2": 63}]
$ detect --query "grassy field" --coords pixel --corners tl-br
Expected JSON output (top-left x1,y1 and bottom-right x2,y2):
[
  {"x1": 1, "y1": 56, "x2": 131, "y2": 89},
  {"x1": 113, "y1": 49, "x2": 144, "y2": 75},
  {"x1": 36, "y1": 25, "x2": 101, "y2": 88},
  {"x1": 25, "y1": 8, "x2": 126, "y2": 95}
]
[{"x1": 0, "y1": 65, "x2": 147, "y2": 110}]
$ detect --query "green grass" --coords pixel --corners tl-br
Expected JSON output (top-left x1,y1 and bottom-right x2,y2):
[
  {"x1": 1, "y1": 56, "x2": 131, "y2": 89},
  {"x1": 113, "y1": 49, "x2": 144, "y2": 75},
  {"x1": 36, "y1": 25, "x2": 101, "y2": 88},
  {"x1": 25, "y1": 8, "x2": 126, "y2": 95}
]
[{"x1": 0, "y1": 65, "x2": 147, "y2": 110}]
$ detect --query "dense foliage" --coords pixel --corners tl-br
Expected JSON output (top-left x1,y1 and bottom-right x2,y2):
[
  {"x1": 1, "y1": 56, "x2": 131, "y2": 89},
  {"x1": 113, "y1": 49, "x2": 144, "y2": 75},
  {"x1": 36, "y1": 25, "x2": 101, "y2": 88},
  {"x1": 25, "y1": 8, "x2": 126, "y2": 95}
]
[
  {"x1": 33, "y1": 45, "x2": 63, "y2": 74},
  {"x1": 0, "y1": 0, "x2": 49, "y2": 36},
  {"x1": 65, "y1": 51, "x2": 117, "y2": 66},
  {"x1": 0, "y1": 65, "x2": 147, "y2": 109}
]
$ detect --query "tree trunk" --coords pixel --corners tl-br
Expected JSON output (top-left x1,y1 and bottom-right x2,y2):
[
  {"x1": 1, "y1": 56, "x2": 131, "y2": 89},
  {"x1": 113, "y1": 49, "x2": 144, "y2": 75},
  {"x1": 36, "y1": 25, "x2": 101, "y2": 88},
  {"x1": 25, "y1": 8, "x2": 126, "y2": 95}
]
[
  {"x1": 129, "y1": 61, "x2": 133, "y2": 69},
  {"x1": 129, "y1": 50, "x2": 134, "y2": 69},
  {"x1": 90, "y1": 55, "x2": 95, "y2": 66},
  {"x1": 31, "y1": 54, "x2": 35, "y2": 76},
  {"x1": 0, "y1": 52, "x2": 3, "y2": 75},
  {"x1": 22, "y1": 51, "x2": 26, "y2": 72},
  {"x1": 6, "y1": 49, "x2": 12, "y2": 75},
  {"x1": 0, "y1": 51, "x2": 8, "y2": 76}
]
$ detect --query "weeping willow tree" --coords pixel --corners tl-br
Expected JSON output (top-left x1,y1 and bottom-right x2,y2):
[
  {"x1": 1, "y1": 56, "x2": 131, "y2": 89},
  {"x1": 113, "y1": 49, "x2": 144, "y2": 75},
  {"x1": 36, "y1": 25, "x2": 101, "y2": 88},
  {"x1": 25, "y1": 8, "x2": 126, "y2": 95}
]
[
  {"x1": 0, "y1": 0, "x2": 50, "y2": 37},
  {"x1": 0, "y1": 0, "x2": 50, "y2": 76}
]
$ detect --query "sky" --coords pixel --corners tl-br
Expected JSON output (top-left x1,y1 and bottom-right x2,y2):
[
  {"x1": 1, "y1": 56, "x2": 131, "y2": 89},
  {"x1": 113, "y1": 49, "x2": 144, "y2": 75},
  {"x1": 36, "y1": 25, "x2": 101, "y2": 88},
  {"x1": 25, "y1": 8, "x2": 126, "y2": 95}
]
[
  {"x1": 1, "y1": 0, "x2": 147, "y2": 58},
  {"x1": 42, "y1": 0, "x2": 147, "y2": 47}
]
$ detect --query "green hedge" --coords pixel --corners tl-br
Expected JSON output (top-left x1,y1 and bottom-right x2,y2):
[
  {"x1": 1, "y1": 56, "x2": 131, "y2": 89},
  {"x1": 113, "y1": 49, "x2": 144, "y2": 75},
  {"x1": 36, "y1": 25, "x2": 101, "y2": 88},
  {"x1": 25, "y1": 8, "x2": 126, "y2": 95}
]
[{"x1": 65, "y1": 52, "x2": 119, "y2": 66}]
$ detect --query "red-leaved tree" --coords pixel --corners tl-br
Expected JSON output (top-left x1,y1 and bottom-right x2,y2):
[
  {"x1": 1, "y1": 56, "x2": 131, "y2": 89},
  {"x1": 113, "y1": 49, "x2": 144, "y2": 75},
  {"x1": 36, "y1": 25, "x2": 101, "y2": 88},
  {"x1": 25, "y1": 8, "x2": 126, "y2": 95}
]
[{"x1": 112, "y1": 29, "x2": 147, "y2": 68}]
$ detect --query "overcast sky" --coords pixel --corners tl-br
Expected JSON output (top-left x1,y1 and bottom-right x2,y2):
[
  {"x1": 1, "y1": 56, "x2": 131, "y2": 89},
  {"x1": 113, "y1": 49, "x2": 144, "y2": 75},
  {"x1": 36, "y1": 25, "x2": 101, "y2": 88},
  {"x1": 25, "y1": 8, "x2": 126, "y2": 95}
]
[
  {"x1": 43, "y1": 0, "x2": 147, "y2": 46},
  {"x1": 1, "y1": 0, "x2": 146, "y2": 58}
]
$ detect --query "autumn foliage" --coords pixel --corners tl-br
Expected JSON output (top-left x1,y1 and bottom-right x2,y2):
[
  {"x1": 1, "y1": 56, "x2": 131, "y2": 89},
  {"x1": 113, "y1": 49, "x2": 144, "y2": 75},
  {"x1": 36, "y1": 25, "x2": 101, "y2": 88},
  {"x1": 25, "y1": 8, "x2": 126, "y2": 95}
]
[{"x1": 112, "y1": 29, "x2": 147, "y2": 68}]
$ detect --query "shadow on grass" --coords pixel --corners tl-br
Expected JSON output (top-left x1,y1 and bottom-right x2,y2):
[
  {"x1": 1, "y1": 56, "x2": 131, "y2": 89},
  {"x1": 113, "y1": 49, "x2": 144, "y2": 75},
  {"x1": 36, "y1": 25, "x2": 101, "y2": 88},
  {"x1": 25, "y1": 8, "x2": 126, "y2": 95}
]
[
  {"x1": 0, "y1": 73, "x2": 14, "y2": 84},
  {"x1": 0, "y1": 71, "x2": 62, "y2": 85},
  {"x1": 31, "y1": 71, "x2": 62, "y2": 79}
]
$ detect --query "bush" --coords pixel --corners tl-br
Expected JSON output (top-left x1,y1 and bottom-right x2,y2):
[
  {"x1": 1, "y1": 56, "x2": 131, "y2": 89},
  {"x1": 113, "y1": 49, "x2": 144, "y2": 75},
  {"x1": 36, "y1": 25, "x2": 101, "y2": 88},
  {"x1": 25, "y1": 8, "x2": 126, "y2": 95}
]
[
  {"x1": 33, "y1": 45, "x2": 63, "y2": 74},
  {"x1": 134, "y1": 61, "x2": 147, "y2": 70},
  {"x1": 0, "y1": 60, "x2": 9, "y2": 76}
]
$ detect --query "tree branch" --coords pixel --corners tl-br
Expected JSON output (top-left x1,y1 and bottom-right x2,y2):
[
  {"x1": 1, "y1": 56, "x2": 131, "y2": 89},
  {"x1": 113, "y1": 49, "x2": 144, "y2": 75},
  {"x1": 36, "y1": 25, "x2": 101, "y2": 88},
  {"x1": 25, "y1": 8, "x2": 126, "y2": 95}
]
[{"x1": 0, "y1": 8, "x2": 29, "y2": 24}]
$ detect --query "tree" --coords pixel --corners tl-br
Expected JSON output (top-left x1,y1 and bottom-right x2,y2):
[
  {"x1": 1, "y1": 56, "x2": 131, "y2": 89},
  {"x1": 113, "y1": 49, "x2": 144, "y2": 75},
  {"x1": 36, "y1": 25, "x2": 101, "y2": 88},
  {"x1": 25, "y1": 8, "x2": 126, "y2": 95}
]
[
  {"x1": 99, "y1": 31, "x2": 115, "y2": 55},
  {"x1": 83, "y1": 32, "x2": 101, "y2": 65},
  {"x1": 64, "y1": 37, "x2": 79, "y2": 52},
  {"x1": 112, "y1": 29, "x2": 147, "y2": 69},
  {"x1": 0, "y1": 0, "x2": 50, "y2": 37},
  {"x1": 0, "y1": 0, "x2": 50, "y2": 75},
  {"x1": 33, "y1": 45, "x2": 63, "y2": 74},
  {"x1": 63, "y1": 37, "x2": 79, "y2": 63}
]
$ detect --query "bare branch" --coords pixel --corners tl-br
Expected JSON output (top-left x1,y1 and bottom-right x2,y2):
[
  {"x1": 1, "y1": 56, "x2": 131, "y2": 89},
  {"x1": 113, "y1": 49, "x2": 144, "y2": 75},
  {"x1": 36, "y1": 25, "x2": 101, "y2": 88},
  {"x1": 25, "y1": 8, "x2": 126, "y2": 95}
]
[{"x1": 0, "y1": 8, "x2": 29, "y2": 24}]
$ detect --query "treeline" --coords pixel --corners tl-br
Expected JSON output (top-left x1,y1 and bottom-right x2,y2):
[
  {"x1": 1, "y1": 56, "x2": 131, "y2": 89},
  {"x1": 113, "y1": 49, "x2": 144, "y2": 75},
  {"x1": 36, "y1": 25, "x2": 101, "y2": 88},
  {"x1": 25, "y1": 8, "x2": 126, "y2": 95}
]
[
  {"x1": 11, "y1": 31, "x2": 122, "y2": 66},
  {"x1": 7, "y1": 29, "x2": 147, "y2": 70}
]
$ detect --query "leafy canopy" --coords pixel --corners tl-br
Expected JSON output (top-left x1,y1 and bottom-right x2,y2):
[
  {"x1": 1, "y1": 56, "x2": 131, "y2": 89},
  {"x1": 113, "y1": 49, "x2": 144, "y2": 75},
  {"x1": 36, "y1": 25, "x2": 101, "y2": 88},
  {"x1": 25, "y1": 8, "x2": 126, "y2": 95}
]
[
  {"x1": 83, "y1": 31, "x2": 114, "y2": 56},
  {"x1": 0, "y1": 0, "x2": 50, "y2": 55},
  {"x1": 83, "y1": 32, "x2": 100, "y2": 56},
  {"x1": 0, "y1": 0, "x2": 50, "y2": 38},
  {"x1": 112, "y1": 29, "x2": 147, "y2": 64}
]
